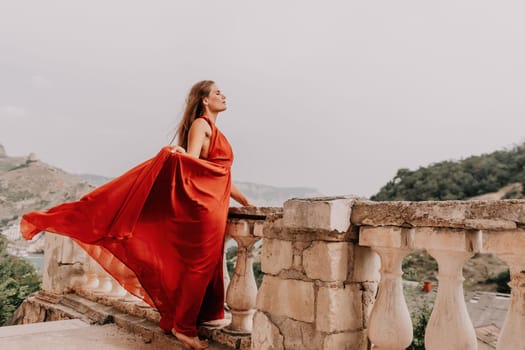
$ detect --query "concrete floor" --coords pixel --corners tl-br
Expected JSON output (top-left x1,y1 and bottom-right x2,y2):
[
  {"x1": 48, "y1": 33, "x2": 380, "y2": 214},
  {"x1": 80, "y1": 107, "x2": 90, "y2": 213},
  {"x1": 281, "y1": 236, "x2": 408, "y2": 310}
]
[{"x1": 0, "y1": 320, "x2": 164, "y2": 350}]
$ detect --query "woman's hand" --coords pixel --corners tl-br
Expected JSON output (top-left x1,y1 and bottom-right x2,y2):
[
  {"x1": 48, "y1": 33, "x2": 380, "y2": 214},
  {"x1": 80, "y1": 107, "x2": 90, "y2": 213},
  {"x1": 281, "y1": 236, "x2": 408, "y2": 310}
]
[{"x1": 170, "y1": 145, "x2": 186, "y2": 154}]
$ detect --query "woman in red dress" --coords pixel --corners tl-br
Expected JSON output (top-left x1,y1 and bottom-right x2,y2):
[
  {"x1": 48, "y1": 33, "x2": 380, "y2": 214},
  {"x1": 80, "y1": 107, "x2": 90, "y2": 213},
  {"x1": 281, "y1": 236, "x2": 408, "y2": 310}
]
[{"x1": 20, "y1": 80, "x2": 252, "y2": 350}]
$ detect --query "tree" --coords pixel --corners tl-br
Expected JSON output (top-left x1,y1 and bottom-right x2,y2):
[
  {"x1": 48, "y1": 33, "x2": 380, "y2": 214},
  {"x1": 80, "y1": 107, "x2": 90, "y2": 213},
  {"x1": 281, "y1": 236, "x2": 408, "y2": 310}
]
[
  {"x1": 0, "y1": 235, "x2": 41, "y2": 325},
  {"x1": 372, "y1": 143, "x2": 525, "y2": 201},
  {"x1": 408, "y1": 305, "x2": 432, "y2": 350}
]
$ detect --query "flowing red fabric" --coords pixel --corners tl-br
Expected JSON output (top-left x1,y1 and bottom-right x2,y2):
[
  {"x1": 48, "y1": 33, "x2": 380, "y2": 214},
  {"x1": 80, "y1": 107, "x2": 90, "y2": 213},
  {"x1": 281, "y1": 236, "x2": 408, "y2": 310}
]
[{"x1": 20, "y1": 116, "x2": 232, "y2": 337}]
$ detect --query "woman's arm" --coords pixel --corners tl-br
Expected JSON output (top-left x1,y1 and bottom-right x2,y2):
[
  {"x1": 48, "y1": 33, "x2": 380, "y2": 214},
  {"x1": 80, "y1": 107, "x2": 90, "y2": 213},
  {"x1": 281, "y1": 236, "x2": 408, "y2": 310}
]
[{"x1": 231, "y1": 182, "x2": 254, "y2": 207}]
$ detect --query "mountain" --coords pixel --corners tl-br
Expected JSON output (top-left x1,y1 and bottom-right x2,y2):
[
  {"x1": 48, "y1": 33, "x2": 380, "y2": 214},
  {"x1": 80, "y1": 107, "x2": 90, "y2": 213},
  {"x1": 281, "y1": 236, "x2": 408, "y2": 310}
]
[
  {"x1": 232, "y1": 181, "x2": 320, "y2": 207},
  {"x1": 0, "y1": 145, "x2": 94, "y2": 257},
  {"x1": 79, "y1": 173, "x2": 112, "y2": 187},
  {"x1": 0, "y1": 147, "x2": 93, "y2": 228}
]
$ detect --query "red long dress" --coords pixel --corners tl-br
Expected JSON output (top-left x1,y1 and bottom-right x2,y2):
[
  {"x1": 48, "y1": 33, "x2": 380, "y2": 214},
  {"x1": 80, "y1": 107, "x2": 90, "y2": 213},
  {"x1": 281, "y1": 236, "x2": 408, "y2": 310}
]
[{"x1": 20, "y1": 116, "x2": 232, "y2": 337}]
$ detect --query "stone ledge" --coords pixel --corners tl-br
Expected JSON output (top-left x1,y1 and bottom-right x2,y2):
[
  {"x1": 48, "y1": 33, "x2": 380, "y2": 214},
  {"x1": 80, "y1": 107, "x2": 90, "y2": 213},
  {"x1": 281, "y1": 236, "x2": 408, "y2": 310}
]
[
  {"x1": 359, "y1": 226, "x2": 484, "y2": 253},
  {"x1": 351, "y1": 199, "x2": 525, "y2": 229},
  {"x1": 283, "y1": 196, "x2": 359, "y2": 233},
  {"x1": 229, "y1": 206, "x2": 283, "y2": 219},
  {"x1": 263, "y1": 221, "x2": 359, "y2": 242},
  {"x1": 75, "y1": 287, "x2": 160, "y2": 323},
  {"x1": 12, "y1": 291, "x2": 249, "y2": 350},
  {"x1": 199, "y1": 327, "x2": 252, "y2": 350}
]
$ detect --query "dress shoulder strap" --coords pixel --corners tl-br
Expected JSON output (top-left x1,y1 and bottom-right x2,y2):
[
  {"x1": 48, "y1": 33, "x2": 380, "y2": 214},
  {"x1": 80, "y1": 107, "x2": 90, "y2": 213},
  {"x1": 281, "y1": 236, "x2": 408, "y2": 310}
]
[{"x1": 198, "y1": 115, "x2": 215, "y2": 130}]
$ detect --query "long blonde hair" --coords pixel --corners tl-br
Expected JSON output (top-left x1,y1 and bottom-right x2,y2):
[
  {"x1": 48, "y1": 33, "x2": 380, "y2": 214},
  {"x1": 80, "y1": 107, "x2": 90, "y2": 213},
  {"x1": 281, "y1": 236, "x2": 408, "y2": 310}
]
[{"x1": 172, "y1": 80, "x2": 215, "y2": 148}]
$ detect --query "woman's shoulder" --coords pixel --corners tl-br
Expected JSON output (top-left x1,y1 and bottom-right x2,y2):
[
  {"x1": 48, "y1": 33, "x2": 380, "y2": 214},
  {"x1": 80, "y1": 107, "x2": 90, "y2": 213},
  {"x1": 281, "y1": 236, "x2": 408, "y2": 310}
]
[
  {"x1": 190, "y1": 117, "x2": 212, "y2": 135},
  {"x1": 192, "y1": 117, "x2": 212, "y2": 128}
]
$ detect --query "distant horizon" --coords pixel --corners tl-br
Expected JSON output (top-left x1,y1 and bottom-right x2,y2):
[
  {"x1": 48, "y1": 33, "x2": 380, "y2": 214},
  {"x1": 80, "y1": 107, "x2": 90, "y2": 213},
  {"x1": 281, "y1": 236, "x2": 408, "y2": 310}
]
[
  {"x1": 0, "y1": 142, "x2": 323, "y2": 192},
  {"x1": 3, "y1": 139, "x2": 525, "y2": 198}
]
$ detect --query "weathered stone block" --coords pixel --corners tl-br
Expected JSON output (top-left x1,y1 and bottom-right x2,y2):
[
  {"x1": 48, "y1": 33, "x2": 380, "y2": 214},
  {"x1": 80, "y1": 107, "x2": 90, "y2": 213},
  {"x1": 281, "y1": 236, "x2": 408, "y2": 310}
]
[
  {"x1": 263, "y1": 225, "x2": 354, "y2": 242},
  {"x1": 360, "y1": 226, "x2": 484, "y2": 253},
  {"x1": 257, "y1": 276, "x2": 315, "y2": 323},
  {"x1": 323, "y1": 331, "x2": 369, "y2": 350},
  {"x1": 360, "y1": 282, "x2": 378, "y2": 329},
  {"x1": 261, "y1": 238, "x2": 293, "y2": 275},
  {"x1": 293, "y1": 241, "x2": 312, "y2": 251},
  {"x1": 303, "y1": 242, "x2": 349, "y2": 281},
  {"x1": 292, "y1": 254, "x2": 302, "y2": 271},
  {"x1": 359, "y1": 226, "x2": 406, "y2": 249},
  {"x1": 350, "y1": 246, "x2": 380, "y2": 283},
  {"x1": 483, "y1": 229, "x2": 525, "y2": 255},
  {"x1": 351, "y1": 200, "x2": 525, "y2": 229},
  {"x1": 283, "y1": 197, "x2": 356, "y2": 232},
  {"x1": 273, "y1": 316, "x2": 325, "y2": 350},
  {"x1": 253, "y1": 221, "x2": 265, "y2": 237},
  {"x1": 316, "y1": 285, "x2": 363, "y2": 332},
  {"x1": 251, "y1": 312, "x2": 284, "y2": 350},
  {"x1": 413, "y1": 227, "x2": 480, "y2": 252},
  {"x1": 226, "y1": 219, "x2": 250, "y2": 236}
]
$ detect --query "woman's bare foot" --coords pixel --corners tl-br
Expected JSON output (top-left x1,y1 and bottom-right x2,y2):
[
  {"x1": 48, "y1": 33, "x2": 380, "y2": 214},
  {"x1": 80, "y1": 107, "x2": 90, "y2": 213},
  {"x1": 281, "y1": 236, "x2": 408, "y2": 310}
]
[{"x1": 171, "y1": 329, "x2": 208, "y2": 349}]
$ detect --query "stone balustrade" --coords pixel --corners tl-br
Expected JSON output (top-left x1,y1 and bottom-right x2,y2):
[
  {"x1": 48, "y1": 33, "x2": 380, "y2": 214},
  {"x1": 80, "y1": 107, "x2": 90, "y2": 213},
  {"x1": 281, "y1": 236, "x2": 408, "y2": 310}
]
[
  {"x1": 225, "y1": 208, "x2": 270, "y2": 334},
  {"x1": 23, "y1": 197, "x2": 525, "y2": 349},
  {"x1": 352, "y1": 199, "x2": 525, "y2": 350}
]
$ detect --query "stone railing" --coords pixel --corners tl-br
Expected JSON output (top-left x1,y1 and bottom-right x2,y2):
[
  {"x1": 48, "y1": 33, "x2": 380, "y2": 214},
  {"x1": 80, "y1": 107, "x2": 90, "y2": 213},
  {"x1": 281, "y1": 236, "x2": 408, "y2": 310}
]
[
  {"x1": 22, "y1": 197, "x2": 525, "y2": 349},
  {"x1": 251, "y1": 197, "x2": 525, "y2": 349},
  {"x1": 351, "y1": 199, "x2": 525, "y2": 350}
]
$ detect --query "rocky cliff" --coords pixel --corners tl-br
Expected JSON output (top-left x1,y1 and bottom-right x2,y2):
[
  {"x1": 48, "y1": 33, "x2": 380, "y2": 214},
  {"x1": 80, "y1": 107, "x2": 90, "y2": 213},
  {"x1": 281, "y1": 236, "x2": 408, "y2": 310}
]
[
  {"x1": 0, "y1": 146, "x2": 93, "y2": 226},
  {"x1": 0, "y1": 145, "x2": 94, "y2": 256}
]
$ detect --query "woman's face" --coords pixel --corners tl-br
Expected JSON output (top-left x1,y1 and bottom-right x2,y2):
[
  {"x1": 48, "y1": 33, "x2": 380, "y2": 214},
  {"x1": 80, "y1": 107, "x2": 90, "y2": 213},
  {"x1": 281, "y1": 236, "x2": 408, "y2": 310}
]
[{"x1": 203, "y1": 84, "x2": 227, "y2": 113}]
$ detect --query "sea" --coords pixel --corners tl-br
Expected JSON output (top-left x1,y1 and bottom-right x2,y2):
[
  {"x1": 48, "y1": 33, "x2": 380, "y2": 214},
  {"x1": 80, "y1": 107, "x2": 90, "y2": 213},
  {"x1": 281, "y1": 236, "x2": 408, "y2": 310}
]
[{"x1": 24, "y1": 253, "x2": 45, "y2": 274}]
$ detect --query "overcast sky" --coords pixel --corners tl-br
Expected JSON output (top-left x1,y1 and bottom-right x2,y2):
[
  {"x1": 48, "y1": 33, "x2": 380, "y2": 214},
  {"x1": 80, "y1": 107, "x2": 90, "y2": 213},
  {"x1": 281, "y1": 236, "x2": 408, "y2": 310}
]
[{"x1": 1, "y1": 1, "x2": 525, "y2": 198}]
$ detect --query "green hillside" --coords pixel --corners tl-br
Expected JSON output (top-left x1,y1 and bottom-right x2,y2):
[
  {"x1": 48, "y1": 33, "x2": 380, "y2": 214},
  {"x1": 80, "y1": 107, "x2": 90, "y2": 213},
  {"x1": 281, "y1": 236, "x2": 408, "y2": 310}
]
[
  {"x1": 371, "y1": 143, "x2": 525, "y2": 201},
  {"x1": 0, "y1": 235, "x2": 41, "y2": 325}
]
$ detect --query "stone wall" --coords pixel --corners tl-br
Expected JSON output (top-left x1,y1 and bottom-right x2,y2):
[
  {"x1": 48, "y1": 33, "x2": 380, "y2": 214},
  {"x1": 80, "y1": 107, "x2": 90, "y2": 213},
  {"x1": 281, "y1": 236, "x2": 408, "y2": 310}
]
[{"x1": 252, "y1": 197, "x2": 379, "y2": 350}]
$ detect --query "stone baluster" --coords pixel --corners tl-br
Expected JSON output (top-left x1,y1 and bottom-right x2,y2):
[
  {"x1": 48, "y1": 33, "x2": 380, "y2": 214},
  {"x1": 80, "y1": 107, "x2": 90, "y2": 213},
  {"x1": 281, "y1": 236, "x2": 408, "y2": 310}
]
[
  {"x1": 92, "y1": 265, "x2": 113, "y2": 293},
  {"x1": 483, "y1": 229, "x2": 525, "y2": 350},
  {"x1": 81, "y1": 246, "x2": 125, "y2": 296},
  {"x1": 81, "y1": 246, "x2": 111, "y2": 294},
  {"x1": 224, "y1": 235, "x2": 231, "y2": 299},
  {"x1": 122, "y1": 281, "x2": 147, "y2": 303},
  {"x1": 105, "y1": 257, "x2": 129, "y2": 298},
  {"x1": 225, "y1": 219, "x2": 260, "y2": 333},
  {"x1": 82, "y1": 255, "x2": 100, "y2": 290},
  {"x1": 81, "y1": 247, "x2": 104, "y2": 292},
  {"x1": 359, "y1": 227, "x2": 414, "y2": 350},
  {"x1": 497, "y1": 258, "x2": 525, "y2": 349},
  {"x1": 424, "y1": 229, "x2": 481, "y2": 350}
]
